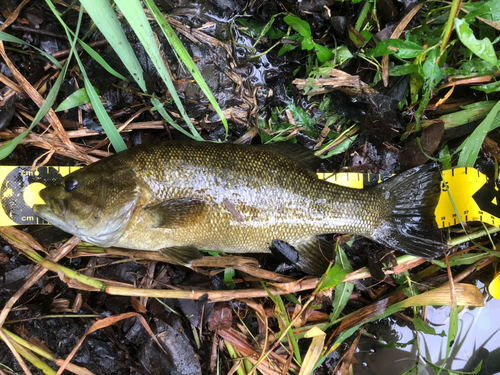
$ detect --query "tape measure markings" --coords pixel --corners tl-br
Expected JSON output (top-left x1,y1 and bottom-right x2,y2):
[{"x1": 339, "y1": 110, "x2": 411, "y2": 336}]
[
  {"x1": 0, "y1": 166, "x2": 79, "y2": 226},
  {"x1": 318, "y1": 168, "x2": 500, "y2": 230}
]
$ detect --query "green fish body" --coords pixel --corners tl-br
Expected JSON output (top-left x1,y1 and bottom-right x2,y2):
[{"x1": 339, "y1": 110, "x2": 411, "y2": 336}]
[{"x1": 34, "y1": 141, "x2": 444, "y2": 273}]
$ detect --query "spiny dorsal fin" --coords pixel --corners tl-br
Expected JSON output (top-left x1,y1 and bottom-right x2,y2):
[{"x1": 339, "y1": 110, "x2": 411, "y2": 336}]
[
  {"x1": 145, "y1": 198, "x2": 208, "y2": 228},
  {"x1": 258, "y1": 143, "x2": 322, "y2": 172}
]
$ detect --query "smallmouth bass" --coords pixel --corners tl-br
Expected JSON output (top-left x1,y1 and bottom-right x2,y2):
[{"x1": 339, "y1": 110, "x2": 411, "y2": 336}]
[{"x1": 34, "y1": 141, "x2": 444, "y2": 274}]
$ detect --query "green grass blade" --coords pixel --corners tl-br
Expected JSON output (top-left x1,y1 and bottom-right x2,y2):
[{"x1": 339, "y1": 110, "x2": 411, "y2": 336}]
[
  {"x1": 329, "y1": 247, "x2": 354, "y2": 323},
  {"x1": 151, "y1": 96, "x2": 202, "y2": 139},
  {"x1": 144, "y1": 0, "x2": 228, "y2": 138},
  {"x1": 252, "y1": 12, "x2": 284, "y2": 49},
  {"x1": 79, "y1": 0, "x2": 147, "y2": 91},
  {"x1": 0, "y1": 60, "x2": 68, "y2": 158},
  {"x1": 0, "y1": 3, "x2": 79, "y2": 159},
  {"x1": 0, "y1": 32, "x2": 62, "y2": 69},
  {"x1": 320, "y1": 265, "x2": 347, "y2": 291},
  {"x1": 77, "y1": 39, "x2": 128, "y2": 82},
  {"x1": 114, "y1": 0, "x2": 203, "y2": 141},
  {"x1": 82, "y1": 75, "x2": 127, "y2": 152},
  {"x1": 46, "y1": 0, "x2": 127, "y2": 153},
  {"x1": 3, "y1": 2, "x2": 129, "y2": 85},
  {"x1": 458, "y1": 100, "x2": 500, "y2": 167},
  {"x1": 275, "y1": 295, "x2": 302, "y2": 366},
  {"x1": 55, "y1": 87, "x2": 94, "y2": 112}
]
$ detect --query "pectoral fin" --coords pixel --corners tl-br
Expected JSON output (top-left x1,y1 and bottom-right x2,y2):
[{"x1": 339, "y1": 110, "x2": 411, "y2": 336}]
[
  {"x1": 159, "y1": 246, "x2": 203, "y2": 266},
  {"x1": 145, "y1": 198, "x2": 208, "y2": 228}
]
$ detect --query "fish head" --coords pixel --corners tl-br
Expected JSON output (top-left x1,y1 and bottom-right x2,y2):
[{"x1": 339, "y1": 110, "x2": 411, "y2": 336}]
[{"x1": 34, "y1": 164, "x2": 141, "y2": 247}]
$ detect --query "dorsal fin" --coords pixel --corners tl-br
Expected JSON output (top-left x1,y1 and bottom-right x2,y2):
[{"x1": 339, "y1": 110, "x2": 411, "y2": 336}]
[{"x1": 258, "y1": 143, "x2": 322, "y2": 172}]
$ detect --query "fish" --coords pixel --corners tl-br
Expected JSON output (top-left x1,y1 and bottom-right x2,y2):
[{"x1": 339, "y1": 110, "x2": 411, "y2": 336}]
[{"x1": 33, "y1": 141, "x2": 445, "y2": 274}]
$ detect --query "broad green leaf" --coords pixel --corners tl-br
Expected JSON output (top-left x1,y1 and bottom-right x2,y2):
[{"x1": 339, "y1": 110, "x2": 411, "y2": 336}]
[
  {"x1": 287, "y1": 103, "x2": 316, "y2": 131},
  {"x1": 55, "y1": 87, "x2": 97, "y2": 112},
  {"x1": 313, "y1": 46, "x2": 354, "y2": 72},
  {"x1": 360, "y1": 30, "x2": 373, "y2": 44},
  {"x1": 203, "y1": 250, "x2": 220, "y2": 257},
  {"x1": 314, "y1": 43, "x2": 334, "y2": 62},
  {"x1": 458, "y1": 100, "x2": 500, "y2": 167},
  {"x1": 283, "y1": 15, "x2": 312, "y2": 38},
  {"x1": 463, "y1": 0, "x2": 500, "y2": 22},
  {"x1": 318, "y1": 135, "x2": 358, "y2": 158},
  {"x1": 115, "y1": 0, "x2": 203, "y2": 141},
  {"x1": 421, "y1": 48, "x2": 444, "y2": 87},
  {"x1": 334, "y1": 45, "x2": 354, "y2": 62},
  {"x1": 336, "y1": 246, "x2": 353, "y2": 273},
  {"x1": 320, "y1": 264, "x2": 347, "y2": 291},
  {"x1": 301, "y1": 37, "x2": 315, "y2": 51},
  {"x1": 369, "y1": 39, "x2": 424, "y2": 58},
  {"x1": 0, "y1": 31, "x2": 62, "y2": 69},
  {"x1": 79, "y1": 0, "x2": 146, "y2": 91},
  {"x1": 472, "y1": 80, "x2": 500, "y2": 94},
  {"x1": 445, "y1": 288, "x2": 459, "y2": 369},
  {"x1": 224, "y1": 268, "x2": 235, "y2": 289},
  {"x1": 413, "y1": 315, "x2": 437, "y2": 335},
  {"x1": 439, "y1": 145, "x2": 452, "y2": 170},
  {"x1": 252, "y1": 12, "x2": 285, "y2": 48},
  {"x1": 330, "y1": 281, "x2": 354, "y2": 323},
  {"x1": 236, "y1": 18, "x2": 265, "y2": 38},
  {"x1": 446, "y1": 58, "x2": 497, "y2": 77},
  {"x1": 278, "y1": 44, "x2": 297, "y2": 56},
  {"x1": 283, "y1": 294, "x2": 301, "y2": 305},
  {"x1": 389, "y1": 64, "x2": 418, "y2": 76},
  {"x1": 410, "y1": 71, "x2": 423, "y2": 104},
  {"x1": 455, "y1": 18, "x2": 498, "y2": 67}
]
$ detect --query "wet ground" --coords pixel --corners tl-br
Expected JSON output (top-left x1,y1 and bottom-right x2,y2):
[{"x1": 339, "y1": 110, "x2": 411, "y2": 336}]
[{"x1": 1, "y1": 0, "x2": 500, "y2": 374}]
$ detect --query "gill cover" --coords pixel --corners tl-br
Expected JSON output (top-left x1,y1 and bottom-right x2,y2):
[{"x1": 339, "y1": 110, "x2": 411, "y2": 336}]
[{"x1": 34, "y1": 163, "x2": 141, "y2": 247}]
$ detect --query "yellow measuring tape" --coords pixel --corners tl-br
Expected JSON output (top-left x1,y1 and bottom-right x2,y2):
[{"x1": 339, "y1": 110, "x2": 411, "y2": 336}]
[
  {"x1": 318, "y1": 167, "x2": 500, "y2": 229},
  {"x1": 0, "y1": 166, "x2": 77, "y2": 226},
  {"x1": 0, "y1": 166, "x2": 499, "y2": 229}
]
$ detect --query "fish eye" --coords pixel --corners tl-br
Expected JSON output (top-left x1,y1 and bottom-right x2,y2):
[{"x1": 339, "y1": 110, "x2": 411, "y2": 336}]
[{"x1": 64, "y1": 178, "x2": 78, "y2": 192}]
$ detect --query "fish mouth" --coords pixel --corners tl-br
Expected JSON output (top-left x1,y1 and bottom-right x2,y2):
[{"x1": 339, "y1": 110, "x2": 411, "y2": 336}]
[{"x1": 33, "y1": 190, "x2": 66, "y2": 221}]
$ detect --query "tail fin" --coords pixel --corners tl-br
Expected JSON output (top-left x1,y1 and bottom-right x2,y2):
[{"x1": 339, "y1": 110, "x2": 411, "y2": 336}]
[{"x1": 371, "y1": 164, "x2": 446, "y2": 258}]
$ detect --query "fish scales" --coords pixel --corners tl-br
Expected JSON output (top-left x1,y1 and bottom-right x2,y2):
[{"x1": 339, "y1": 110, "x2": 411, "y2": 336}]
[
  {"x1": 114, "y1": 142, "x2": 382, "y2": 252},
  {"x1": 34, "y1": 141, "x2": 445, "y2": 273}
]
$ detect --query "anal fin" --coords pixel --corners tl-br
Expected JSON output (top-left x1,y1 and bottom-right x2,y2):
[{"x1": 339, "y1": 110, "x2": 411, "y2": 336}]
[
  {"x1": 270, "y1": 237, "x2": 334, "y2": 275},
  {"x1": 159, "y1": 246, "x2": 203, "y2": 266},
  {"x1": 294, "y1": 237, "x2": 334, "y2": 275}
]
